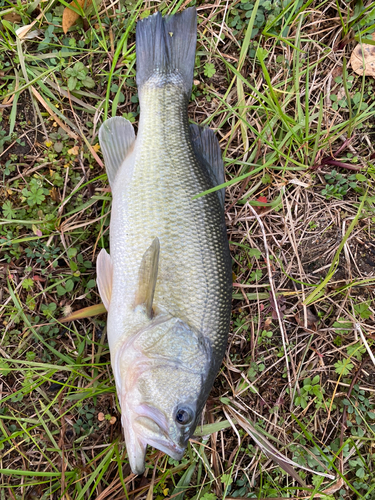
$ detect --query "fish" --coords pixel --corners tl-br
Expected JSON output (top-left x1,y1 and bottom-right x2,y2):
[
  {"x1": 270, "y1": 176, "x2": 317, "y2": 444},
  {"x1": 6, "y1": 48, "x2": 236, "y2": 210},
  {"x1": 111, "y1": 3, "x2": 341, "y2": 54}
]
[{"x1": 97, "y1": 7, "x2": 232, "y2": 475}]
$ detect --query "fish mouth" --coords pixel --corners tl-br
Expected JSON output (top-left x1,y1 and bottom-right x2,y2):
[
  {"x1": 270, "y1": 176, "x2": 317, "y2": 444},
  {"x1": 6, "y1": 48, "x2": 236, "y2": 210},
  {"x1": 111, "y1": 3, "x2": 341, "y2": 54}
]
[
  {"x1": 135, "y1": 415, "x2": 185, "y2": 459},
  {"x1": 136, "y1": 403, "x2": 187, "y2": 455},
  {"x1": 123, "y1": 405, "x2": 185, "y2": 474}
]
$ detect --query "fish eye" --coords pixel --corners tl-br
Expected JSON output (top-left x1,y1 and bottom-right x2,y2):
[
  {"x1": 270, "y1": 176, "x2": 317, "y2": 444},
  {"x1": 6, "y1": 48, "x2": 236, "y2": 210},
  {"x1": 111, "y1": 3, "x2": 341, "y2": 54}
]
[{"x1": 175, "y1": 406, "x2": 194, "y2": 426}]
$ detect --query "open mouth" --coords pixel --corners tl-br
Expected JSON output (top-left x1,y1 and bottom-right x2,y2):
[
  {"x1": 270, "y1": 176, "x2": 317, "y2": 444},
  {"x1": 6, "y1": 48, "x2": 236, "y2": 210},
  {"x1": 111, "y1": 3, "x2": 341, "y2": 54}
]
[
  {"x1": 123, "y1": 407, "x2": 185, "y2": 474},
  {"x1": 134, "y1": 410, "x2": 186, "y2": 460},
  {"x1": 122, "y1": 400, "x2": 188, "y2": 475},
  {"x1": 146, "y1": 434, "x2": 185, "y2": 461}
]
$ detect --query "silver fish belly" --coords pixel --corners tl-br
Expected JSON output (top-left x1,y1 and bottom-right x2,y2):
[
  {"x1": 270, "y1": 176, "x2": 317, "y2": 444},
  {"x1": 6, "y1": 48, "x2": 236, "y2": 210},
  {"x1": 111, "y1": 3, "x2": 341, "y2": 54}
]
[{"x1": 97, "y1": 7, "x2": 232, "y2": 475}]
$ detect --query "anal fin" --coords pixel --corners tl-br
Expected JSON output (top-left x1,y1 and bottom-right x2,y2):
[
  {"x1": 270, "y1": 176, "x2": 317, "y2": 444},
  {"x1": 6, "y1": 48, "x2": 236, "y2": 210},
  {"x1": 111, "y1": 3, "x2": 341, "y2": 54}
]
[
  {"x1": 134, "y1": 238, "x2": 160, "y2": 318},
  {"x1": 99, "y1": 117, "x2": 136, "y2": 187},
  {"x1": 96, "y1": 248, "x2": 113, "y2": 310},
  {"x1": 190, "y1": 124, "x2": 225, "y2": 208}
]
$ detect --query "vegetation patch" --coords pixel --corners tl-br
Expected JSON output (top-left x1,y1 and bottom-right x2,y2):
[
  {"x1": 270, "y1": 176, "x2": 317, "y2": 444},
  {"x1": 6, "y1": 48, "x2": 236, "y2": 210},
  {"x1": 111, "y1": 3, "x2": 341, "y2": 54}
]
[{"x1": 1, "y1": 0, "x2": 375, "y2": 498}]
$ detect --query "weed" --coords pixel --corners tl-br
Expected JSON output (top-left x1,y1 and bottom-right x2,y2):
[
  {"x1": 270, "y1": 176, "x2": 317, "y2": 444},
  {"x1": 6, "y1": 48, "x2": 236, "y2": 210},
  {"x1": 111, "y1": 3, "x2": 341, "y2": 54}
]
[
  {"x1": 342, "y1": 385, "x2": 375, "y2": 428},
  {"x1": 321, "y1": 170, "x2": 357, "y2": 200},
  {"x1": 329, "y1": 75, "x2": 368, "y2": 113},
  {"x1": 24, "y1": 242, "x2": 61, "y2": 265},
  {"x1": 349, "y1": 2, "x2": 375, "y2": 33},
  {"x1": 49, "y1": 126, "x2": 70, "y2": 153},
  {"x1": 0, "y1": 127, "x2": 11, "y2": 153},
  {"x1": 334, "y1": 359, "x2": 354, "y2": 376},
  {"x1": 257, "y1": 329, "x2": 273, "y2": 345},
  {"x1": 40, "y1": 302, "x2": 57, "y2": 318},
  {"x1": 2, "y1": 200, "x2": 16, "y2": 219},
  {"x1": 354, "y1": 301, "x2": 372, "y2": 320},
  {"x1": 122, "y1": 111, "x2": 136, "y2": 122},
  {"x1": 0, "y1": 359, "x2": 11, "y2": 376},
  {"x1": 74, "y1": 404, "x2": 98, "y2": 435},
  {"x1": 21, "y1": 278, "x2": 34, "y2": 291},
  {"x1": 64, "y1": 61, "x2": 96, "y2": 91},
  {"x1": 294, "y1": 376, "x2": 325, "y2": 410},
  {"x1": 56, "y1": 279, "x2": 74, "y2": 296},
  {"x1": 249, "y1": 268, "x2": 263, "y2": 281},
  {"x1": 228, "y1": 0, "x2": 300, "y2": 38},
  {"x1": 22, "y1": 178, "x2": 49, "y2": 207},
  {"x1": 204, "y1": 62, "x2": 216, "y2": 78}
]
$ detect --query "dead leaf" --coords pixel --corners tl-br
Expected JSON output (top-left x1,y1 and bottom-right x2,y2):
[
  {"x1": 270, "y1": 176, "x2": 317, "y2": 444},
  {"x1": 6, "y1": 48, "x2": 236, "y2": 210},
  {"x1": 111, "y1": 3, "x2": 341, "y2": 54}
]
[
  {"x1": 323, "y1": 477, "x2": 344, "y2": 495},
  {"x1": 3, "y1": 12, "x2": 22, "y2": 23},
  {"x1": 331, "y1": 65, "x2": 343, "y2": 79},
  {"x1": 2, "y1": 70, "x2": 19, "y2": 106},
  {"x1": 337, "y1": 86, "x2": 346, "y2": 101},
  {"x1": 68, "y1": 145, "x2": 79, "y2": 155},
  {"x1": 32, "y1": 224, "x2": 42, "y2": 237},
  {"x1": 288, "y1": 178, "x2": 311, "y2": 188},
  {"x1": 32, "y1": 275, "x2": 46, "y2": 282},
  {"x1": 295, "y1": 307, "x2": 318, "y2": 329},
  {"x1": 50, "y1": 187, "x2": 61, "y2": 203},
  {"x1": 350, "y1": 32, "x2": 375, "y2": 76},
  {"x1": 269, "y1": 293, "x2": 286, "y2": 320},
  {"x1": 30, "y1": 86, "x2": 78, "y2": 139},
  {"x1": 16, "y1": 23, "x2": 42, "y2": 40},
  {"x1": 263, "y1": 317, "x2": 273, "y2": 331},
  {"x1": 62, "y1": 0, "x2": 92, "y2": 34}
]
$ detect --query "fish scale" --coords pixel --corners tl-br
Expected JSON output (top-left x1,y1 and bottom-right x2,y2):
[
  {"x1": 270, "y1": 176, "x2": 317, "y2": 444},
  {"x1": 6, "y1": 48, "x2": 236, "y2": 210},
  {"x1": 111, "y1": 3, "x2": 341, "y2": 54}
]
[{"x1": 111, "y1": 82, "x2": 230, "y2": 357}]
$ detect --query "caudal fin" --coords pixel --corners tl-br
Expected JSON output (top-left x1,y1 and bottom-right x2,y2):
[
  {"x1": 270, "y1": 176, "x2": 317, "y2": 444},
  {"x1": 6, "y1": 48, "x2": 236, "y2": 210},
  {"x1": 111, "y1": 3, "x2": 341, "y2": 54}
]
[{"x1": 136, "y1": 7, "x2": 197, "y2": 95}]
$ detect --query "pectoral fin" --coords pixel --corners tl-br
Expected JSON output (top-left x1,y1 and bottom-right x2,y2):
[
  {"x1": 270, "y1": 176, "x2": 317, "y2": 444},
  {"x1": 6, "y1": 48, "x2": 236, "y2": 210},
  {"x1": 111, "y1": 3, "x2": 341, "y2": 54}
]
[
  {"x1": 96, "y1": 248, "x2": 113, "y2": 310},
  {"x1": 99, "y1": 116, "x2": 136, "y2": 187},
  {"x1": 134, "y1": 238, "x2": 160, "y2": 318},
  {"x1": 190, "y1": 123, "x2": 225, "y2": 208}
]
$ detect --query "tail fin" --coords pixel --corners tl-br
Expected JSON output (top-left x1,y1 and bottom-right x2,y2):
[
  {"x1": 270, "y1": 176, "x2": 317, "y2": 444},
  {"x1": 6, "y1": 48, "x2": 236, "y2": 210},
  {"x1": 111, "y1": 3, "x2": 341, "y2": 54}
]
[{"x1": 136, "y1": 7, "x2": 197, "y2": 95}]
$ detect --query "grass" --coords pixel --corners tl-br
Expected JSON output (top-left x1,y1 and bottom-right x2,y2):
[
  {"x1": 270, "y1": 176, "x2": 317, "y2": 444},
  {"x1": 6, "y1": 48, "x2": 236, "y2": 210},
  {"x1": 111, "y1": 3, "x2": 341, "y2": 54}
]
[{"x1": 1, "y1": 0, "x2": 375, "y2": 498}]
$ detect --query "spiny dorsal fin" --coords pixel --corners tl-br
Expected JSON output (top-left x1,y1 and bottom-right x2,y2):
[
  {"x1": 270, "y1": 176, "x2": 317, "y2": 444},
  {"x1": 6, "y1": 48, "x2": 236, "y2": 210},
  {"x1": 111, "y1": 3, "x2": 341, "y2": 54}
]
[
  {"x1": 99, "y1": 116, "x2": 136, "y2": 187},
  {"x1": 134, "y1": 237, "x2": 160, "y2": 318},
  {"x1": 190, "y1": 124, "x2": 225, "y2": 207},
  {"x1": 96, "y1": 248, "x2": 113, "y2": 310}
]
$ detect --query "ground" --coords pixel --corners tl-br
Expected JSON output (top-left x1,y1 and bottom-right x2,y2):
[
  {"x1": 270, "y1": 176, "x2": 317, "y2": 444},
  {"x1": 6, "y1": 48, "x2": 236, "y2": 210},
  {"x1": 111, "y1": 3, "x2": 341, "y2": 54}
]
[{"x1": 0, "y1": 0, "x2": 375, "y2": 498}]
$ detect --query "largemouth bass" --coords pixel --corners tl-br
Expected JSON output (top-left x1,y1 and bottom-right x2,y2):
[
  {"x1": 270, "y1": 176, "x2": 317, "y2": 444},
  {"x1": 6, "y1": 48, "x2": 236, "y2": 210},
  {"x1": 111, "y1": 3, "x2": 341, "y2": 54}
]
[{"x1": 97, "y1": 7, "x2": 232, "y2": 475}]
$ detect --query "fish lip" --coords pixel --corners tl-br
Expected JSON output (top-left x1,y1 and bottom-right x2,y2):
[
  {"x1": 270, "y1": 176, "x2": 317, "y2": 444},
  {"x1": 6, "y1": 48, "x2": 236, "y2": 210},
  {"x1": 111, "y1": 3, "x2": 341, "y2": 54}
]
[
  {"x1": 122, "y1": 401, "x2": 186, "y2": 474},
  {"x1": 129, "y1": 449, "x2": 147, "y2": 475},
  {"x1": 134, "y1": 413, "x2": 186, "y2": 461},
  {"x1": 123, "y1": 419, "x2": 147, "y2": 475},
  {"x1": 146, "y1": 435, "x2": 185, "y2": 461}
]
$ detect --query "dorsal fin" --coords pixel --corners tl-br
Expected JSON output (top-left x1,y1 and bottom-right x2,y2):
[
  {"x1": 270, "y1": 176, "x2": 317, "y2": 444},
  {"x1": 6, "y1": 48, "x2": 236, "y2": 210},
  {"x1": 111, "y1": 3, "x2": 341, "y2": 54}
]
[
  {"x1": 99, "y1": 116, "x2": 136, "y2": 187},
  {"x1": 96, "y1": 248, "x2": 113, "y2": 310},
  {"x1": 190, "y1": 124, "x2": 225, "y2": 207},
  {"x1": 134, "y1": 238, "x2": 160, "y2": 318}
]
